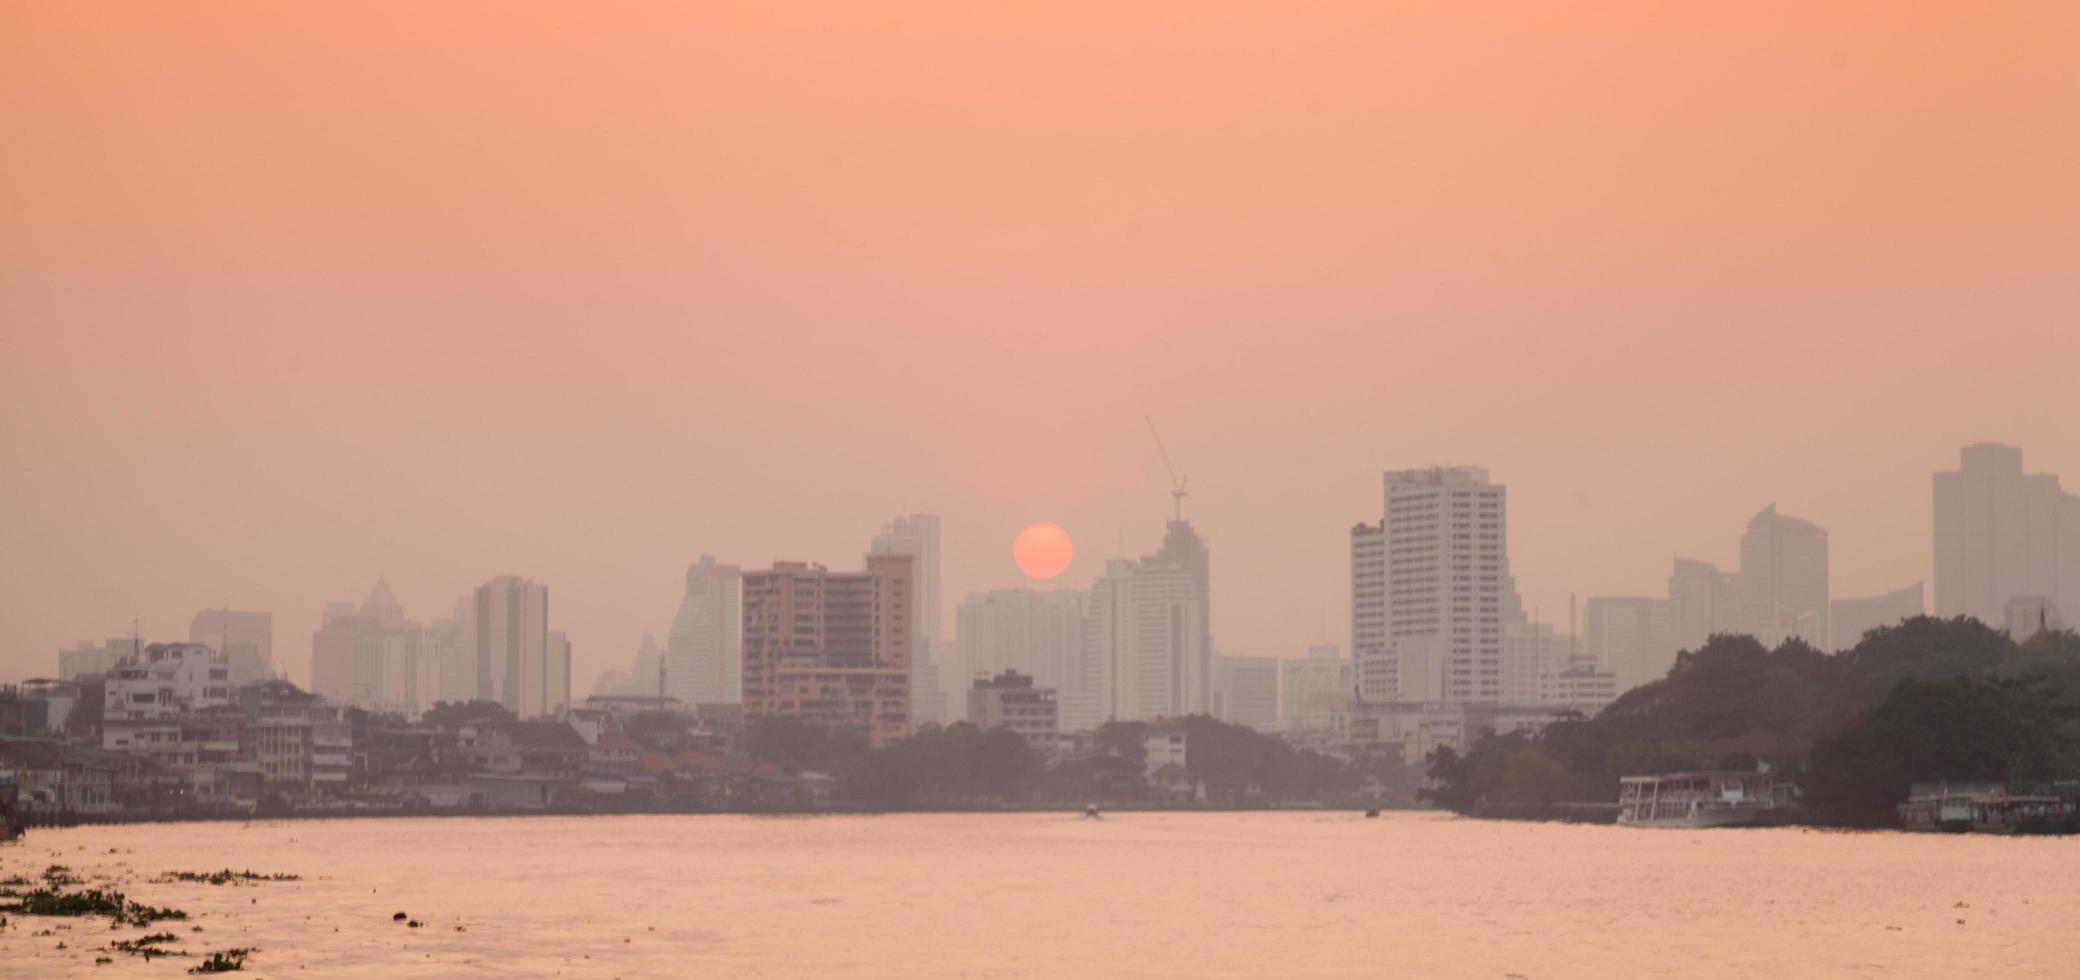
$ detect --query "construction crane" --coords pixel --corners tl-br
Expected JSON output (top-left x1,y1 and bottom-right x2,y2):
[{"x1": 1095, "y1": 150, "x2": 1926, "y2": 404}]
[{"x1": 1144, "y1": 415, "x2": 1189, "y2": 521}]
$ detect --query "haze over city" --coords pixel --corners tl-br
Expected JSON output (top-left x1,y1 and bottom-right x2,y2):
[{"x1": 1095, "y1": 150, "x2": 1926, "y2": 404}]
[
  {"x1": 6, "y1": 3, "x2": 2074, "y2": 691},
  {"x1": 7, "y1": 5, "x2": 2080, "y2": 978}
]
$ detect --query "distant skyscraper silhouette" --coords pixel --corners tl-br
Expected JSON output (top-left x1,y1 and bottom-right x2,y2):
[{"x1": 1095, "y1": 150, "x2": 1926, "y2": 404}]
[
  {"x1": 1933, "y1": 443, "x2": 2080, "y2": 628},
  {"x1": 1737, "y1": 504, "x2": 1830, "y2": 649},
  {"x1": 955, "y1": 589, "x2": 1087, "y2": 700},
  {"x1": 474, "y1": 575, "x2": 551, "y2": 717},
  {"x1": 870, "y1": 514, "x2": 944, "y2": 724},
  {"x1": 665, "y1": 556, "x2": 742, "y2": 706},
  {"x1": 188, "y1": 608, "x2": 274, "y2": 684},
  {"x1": 1830, "y1": 582, "x2": 1925, "y2": 652}
]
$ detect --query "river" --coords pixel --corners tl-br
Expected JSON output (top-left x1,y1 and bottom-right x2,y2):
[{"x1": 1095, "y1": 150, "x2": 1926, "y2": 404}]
[{"x1": 2, "y1": 812, "x2": 2075, "y2": 977}]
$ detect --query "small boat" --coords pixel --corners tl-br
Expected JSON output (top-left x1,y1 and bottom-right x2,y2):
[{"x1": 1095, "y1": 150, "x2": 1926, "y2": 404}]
[
  {"x1": 1083, "y1": 803, "x2": 1101, "y2": 819},
  {"x1": 1618, "y1": 771, "x2": 1791, "y2": 828}
]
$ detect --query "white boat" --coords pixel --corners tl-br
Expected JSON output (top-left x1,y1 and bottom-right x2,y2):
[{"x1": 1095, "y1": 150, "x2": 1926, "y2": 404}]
[
  {"x1": 1617, "y1": 771, "x2": 1790, "y2": 828},
  {"x1": 1898, "y1": 790, "x2": 1980, "y2": 833}
]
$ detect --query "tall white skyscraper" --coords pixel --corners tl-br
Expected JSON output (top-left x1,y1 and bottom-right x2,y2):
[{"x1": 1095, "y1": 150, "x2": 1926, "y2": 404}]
[
  {"x1": 1738, "y1": 504, "x2": 1830, "y2": 649},
  {"x1": 1086, "y1": 519, "x2": 1213, "y2": 723},
  {"x1": 475, "y1": 575, "x2": 550, "y2": 717},
  {"x1": 1356, "y1": 467, "x2": 1520, "y2": 704},
  {"x1": 871, "y1": 514, "x2": 945, "y2": 724},
  {"x1": 665, "y1": 555, "x2": 743, "y2": 706},
  {"x1": 1934, "y1": 443, "x2": 2080, "y2": 628}
]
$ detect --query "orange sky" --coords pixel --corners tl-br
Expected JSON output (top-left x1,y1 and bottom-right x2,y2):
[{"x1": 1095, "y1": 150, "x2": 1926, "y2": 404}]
[{"x1": 3, "y1": 2, "x2": 2076, "y2": 685}]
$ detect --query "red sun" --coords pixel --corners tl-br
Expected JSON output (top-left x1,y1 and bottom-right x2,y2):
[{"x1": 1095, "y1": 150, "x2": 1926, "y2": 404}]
[{"x1": 1013, "y1": 523, "x2": 1074, "y2": 579}]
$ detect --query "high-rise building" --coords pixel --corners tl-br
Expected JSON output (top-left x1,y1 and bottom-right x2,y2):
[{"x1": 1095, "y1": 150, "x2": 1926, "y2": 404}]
[
  {"x1": 1280, "y1": 644, "x2": 1352, "y2": 731},
  {"x1": 1590, "y1": 504, "x2": 1829, "y2": 695},
  {"x1": 1738, "y1": 505, "x2": 1830, "y2": 649},
  {"x1": 475, "y1": 575, "x2": 551, "y2": 718},
  {"x1": 1830, "y1": 582, "x2": 1925, "y2": 652},
  {"x1": 1086, "y1": 519, "x2": 1212, "y2": 723},
  {"x1": 432, "y1": 597, "x2": 476, "y2": 705},
  {"x1": 58, "y1": 639, "x2": 134, "y2": 682},
  {"x1": 1349, "y1": 522, "x2": 1389, "y2": 702},
  {"x1": 309, "y1": 580, "x2": 444, "y2": 717},
  {"x1": 188, "y1": 609, "x2": 274, "y2": 685},
  {"x1": 741, "y1": 554, "x2": 912, "y2": 746},
  {"x1": 665, "y1": 556, "x2": 742, "y2": 707},
  {"x1": 1211, "y1": 654, "x2": 1279, "y2": 731},
  {"x1": 1357, "y1": 467, "x2": 1519, "y2": 704},
  {"x1": 871, "y1": 514, "x2": 945, "y2": 725},
  {"x1": 1584, "y1": 596, "x2": 1674, "y2": 694},
  {"x1": 1934, "y1": 443, "x2": 2080, "y2": 629},
  {"x1": 545, "y1": 630, "x2": 573, "y2": 717},
  {"x1": 1666, "y1": 558, "x2": 1738, "y2": 654},
  {"x1": 1500, "y1": 619, "x2": 1557, "y2": 705},
  {"x1": 954, "y1": 589, "x2": 1088, "y2": 697}
]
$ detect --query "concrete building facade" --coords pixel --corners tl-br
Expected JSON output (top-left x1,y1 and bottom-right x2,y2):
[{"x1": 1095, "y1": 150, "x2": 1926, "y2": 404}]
[
  {"x1": 741, "y1": 555, "x2": 913, "y2": 747},
  {"x1": 967, "y1": 670, "x2": 1058, "y2": 747},
  {"x1": 1361, "y1": 467, "x2": 1517, "y2": 704}
]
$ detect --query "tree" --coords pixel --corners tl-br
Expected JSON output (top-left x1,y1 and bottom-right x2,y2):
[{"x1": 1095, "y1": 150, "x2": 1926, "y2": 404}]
[
  {"x1": 1092, "y1": 721, "x2": 1151, "y2": 766},
  {"x1": 745, "y1": 716, "x2": 869, "y2": 773},
  {"x1": 1807, "y1": 675, "x2": 2079, "y2": 827}
]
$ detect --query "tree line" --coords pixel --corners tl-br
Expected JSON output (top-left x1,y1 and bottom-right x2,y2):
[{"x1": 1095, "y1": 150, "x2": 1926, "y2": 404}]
[{"x1": 1424, "y1": 617, "x2": 2080, "y2": 826}]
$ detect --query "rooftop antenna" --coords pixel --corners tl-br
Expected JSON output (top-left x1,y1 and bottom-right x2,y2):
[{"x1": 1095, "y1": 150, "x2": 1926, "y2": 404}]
[{"x1": 1144, "y1": 415, "x2": 1189, "y2": 521}]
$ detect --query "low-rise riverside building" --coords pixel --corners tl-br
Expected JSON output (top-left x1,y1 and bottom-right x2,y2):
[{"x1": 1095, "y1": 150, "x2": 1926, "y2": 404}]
[{"x1": 968, "y1": 671, "x2": 1058, "y2": 748}]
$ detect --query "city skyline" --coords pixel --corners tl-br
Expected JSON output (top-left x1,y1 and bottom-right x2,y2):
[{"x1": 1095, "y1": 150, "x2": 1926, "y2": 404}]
[
  {"x1": 8, "y1": 442, "x2": 2078, "y2": 693},
  {"x1": 5, "y1": 5, "x2": 2077, "y2": 696}
]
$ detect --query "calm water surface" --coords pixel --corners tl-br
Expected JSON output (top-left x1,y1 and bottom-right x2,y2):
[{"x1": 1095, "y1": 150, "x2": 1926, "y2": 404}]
[{"x1": 3, "y1": 812, "x2": 2076, "y2": 978}]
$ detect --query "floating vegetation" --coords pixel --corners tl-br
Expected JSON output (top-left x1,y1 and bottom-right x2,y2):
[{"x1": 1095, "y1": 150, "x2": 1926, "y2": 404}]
[
  {"x1": 0, "y1": 887, "x2": 190, "y2": 926},
  {"x1": 43, "y1": 865, "x2": 82, "y2": 886},
  {"x1": 109, "y1": 932, "x2": 185, "y2": 960},
  {"x1": 156, "y1": 870, "x2": 301, "y2": 886},
  {"x1": 189, "y1": 948, "x2": 252, "y2": 973}
]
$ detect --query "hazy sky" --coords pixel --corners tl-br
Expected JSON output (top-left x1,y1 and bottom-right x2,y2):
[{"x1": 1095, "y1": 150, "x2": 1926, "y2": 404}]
[{"x1": 4, "y1": 3, "x2": 2076, "y2": 687}]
